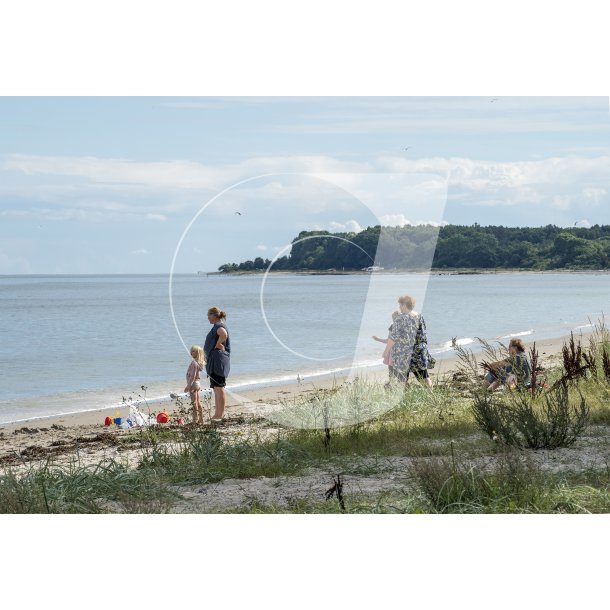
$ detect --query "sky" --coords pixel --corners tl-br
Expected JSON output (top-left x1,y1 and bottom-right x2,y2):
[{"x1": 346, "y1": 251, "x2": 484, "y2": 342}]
[{"x1": 1, "y1": 96, "x2": 609, "y2": 274}]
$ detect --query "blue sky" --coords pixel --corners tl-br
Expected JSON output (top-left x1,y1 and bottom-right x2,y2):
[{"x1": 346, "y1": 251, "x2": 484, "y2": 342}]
[{"x1": 1, "y1": 96, "x2": 609, "y2": 274}]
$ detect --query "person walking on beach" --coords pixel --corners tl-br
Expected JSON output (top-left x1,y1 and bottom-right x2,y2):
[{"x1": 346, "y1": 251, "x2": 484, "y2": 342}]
[
  {"x1": 373, "y1": 310, "x2": 401, "y2": 385},
  {"x1": 204, "y1": 307, "x2": 231, "y2": 422},
  {"x1": 382, "y1": 295, "x2": 434, "y2": 388},
  {"x1": 483, "y1": 338, "x2": 531, "y2": 392},
  {"x1": 185, "y1": 345, "x2": 205, "y2": 425}
]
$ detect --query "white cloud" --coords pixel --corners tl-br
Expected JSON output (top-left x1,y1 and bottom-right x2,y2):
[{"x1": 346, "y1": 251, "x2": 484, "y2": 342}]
[
  {"x1": 1, "y1": 154, "x2": 370, "y2": 211},
  {"x1": 328, "y1": 219, "x2": 362, "y2": 233},
  {"x1": 378, "y1": 155, "x2": 610, "y2": 192},
  {"x1": 255, "y1": 244, "x2": 268, "y2": 251},
  {"x1": 0, "y1": 205, "x2": 168, "y2": 223},
  {"x1": 552, "y1": 195, "x2": 571, "y2": 210},
  {"x1": 583, "y1": 187, "x2": 606, "y2": 203},
  {"x1": 3, "y1": 152, "x2": 609, "y2": 223},
  {"x1": 2, "y1": 154, "x2": 235, "y2": 191},
  {"x1": 378, "y1": 154, "x2": 610, "y2": 212},
  {"x1": 270, "y1": 97, "x2": 610, "y2": 135},
  {"x1": 6, "y1": 152, "x2": 608, "y2": 201},
  {"x1": 131, "y1": 249, "x2": 150, "y2": 255},
  {"x1": 379, "y1": 214, "x2": 411, "y2": 227},
  {"x1": 378, "y1": 214, "x2": 449, "y2": 227},
  {"x1": 413, "y1": 220, "x2": 449, "y2": 227}
]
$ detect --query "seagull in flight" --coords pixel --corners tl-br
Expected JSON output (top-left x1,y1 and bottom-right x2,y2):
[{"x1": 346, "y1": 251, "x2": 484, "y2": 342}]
[
  {"x1": 490, "y1": 98, "x2": 499, "y2": 103},
  {"x1": 235, "y1": 212, "x2": 242, "y2": 216},
  {"x1": 403, "y1": 146, "x2": 411, "y2": 151}
]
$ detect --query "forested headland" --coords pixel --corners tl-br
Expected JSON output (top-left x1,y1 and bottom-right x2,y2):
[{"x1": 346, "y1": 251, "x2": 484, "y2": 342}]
[{"x1": 218, "y1": 224, "x2": 610, "y2": 272}]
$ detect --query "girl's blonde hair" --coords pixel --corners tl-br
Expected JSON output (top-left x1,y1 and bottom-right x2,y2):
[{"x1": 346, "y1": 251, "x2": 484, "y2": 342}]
[{"x1": 190, "y1": 345, "x2": 205, "y2": 365}]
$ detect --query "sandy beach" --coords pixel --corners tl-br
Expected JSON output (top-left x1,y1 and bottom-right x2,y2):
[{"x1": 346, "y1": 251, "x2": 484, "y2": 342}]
[{"x1": 0, "y1": 333, "x2": 576, "y2": 470}]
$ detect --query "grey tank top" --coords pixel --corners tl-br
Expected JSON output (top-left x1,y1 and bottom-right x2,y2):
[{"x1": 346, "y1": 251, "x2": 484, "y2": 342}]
[{"x1": 204, "y1": 322, "x2": 231, "y2": 377}]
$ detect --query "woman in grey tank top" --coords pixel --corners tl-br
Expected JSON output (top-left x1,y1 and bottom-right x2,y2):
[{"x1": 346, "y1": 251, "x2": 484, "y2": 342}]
[{"x1": 204, "y1": 306, "x2": 231, "y2": 421}]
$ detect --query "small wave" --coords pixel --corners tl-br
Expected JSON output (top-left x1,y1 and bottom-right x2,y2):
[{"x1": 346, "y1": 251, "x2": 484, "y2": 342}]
[
  {"x1": 572, "y1": 323, "x2": 594, "y2": 331},
  {"x1": 498, "y1": 329, "x2": 534, "y2": 339},
  {"x1": 227, "y1": 359, "x2": 384, "y2": 393},
  {"x1": 434, "y1": 337, "x2": 475, "y2": 353}
]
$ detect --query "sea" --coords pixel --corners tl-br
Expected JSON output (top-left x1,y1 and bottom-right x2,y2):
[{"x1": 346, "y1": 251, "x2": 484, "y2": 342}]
[{"x1": 1, "y1": 272, "x2": 608, "y2": 425}]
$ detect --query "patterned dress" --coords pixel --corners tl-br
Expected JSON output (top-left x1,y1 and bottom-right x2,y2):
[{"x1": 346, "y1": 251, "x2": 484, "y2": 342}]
[{"x1": 389, "y1": 313, "x2": 432, "y2": 377}]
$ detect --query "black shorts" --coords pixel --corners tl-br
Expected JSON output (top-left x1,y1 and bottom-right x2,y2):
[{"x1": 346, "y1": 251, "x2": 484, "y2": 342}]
[{"x1": 209, "y1": 372, "x2": 226, "y2": 388}]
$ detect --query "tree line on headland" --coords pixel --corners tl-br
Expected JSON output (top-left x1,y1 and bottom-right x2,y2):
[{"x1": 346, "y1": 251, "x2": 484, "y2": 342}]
[{"x1": 218, "y1": 224, "x2": 610, "y2": 272}]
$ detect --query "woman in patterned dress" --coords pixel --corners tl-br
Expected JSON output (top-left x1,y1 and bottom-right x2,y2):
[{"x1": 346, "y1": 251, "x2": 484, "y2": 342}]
[{"x1": 382, "y1": 294, "x2": 433, "y2": 388}]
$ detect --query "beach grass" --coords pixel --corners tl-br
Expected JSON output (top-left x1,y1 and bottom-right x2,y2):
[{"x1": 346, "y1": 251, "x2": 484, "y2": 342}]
[
  {"x1": 2, "y1": 327, "x2": 610, "y2": 513},
  {"x1": 137, "y1": 428, "x2": 311, "y2": 486},
  {"x1": 0, "y1": 458, "x2": 175, "y2": 513},
  {"x1": 222, "y1": 463, "x2": 610, "y2": 514}
]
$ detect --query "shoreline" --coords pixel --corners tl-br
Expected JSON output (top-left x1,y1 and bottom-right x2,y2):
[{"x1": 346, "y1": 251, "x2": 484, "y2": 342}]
[
  {"x1": 4, "y1": 269, "x2": 609, "y2": 280},
  {"x1": 207, "y1": 268, "x2": 610, "y2": 276},
  {"x1": 0, "y1": 333, "x2": 577, "y2": 436}
]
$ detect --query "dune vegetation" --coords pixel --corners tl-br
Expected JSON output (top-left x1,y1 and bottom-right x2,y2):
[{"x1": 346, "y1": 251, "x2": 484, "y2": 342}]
[{"x1": 2, "y1": 322, "x2": 610, "y2": 514}]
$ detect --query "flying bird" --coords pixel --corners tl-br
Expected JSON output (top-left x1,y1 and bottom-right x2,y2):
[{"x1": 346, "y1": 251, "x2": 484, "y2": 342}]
[
  {"x1": 235, "y1": 212, "x2": 242, "y2": 216},
  {"x1": 403, "y1": 146, "x2": 411, "y2": 151},
  {"x1": 490, "y1": 98, "x2": 499, "y2": 103}
]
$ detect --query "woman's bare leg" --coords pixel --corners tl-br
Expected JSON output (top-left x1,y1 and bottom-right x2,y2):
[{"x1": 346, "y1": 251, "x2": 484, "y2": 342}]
[{"x1": 212, "y1": 386, "x2": 226, "y2": 419}]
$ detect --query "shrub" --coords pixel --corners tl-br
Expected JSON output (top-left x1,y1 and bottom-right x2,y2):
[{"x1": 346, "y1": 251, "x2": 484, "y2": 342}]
[
  {"x1": 471, "y1": 383, "x2": 589, "y2": 449},
  {"x1": 408, "y1": 450, "x2": 545, "y2": 513}
]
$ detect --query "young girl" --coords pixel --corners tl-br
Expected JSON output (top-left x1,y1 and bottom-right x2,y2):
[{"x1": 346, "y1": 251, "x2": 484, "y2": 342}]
[
  {"x1": 372, "y1": 310, "x2": 401, "y2": 385},
  {"x1": 185, "y1": 345, "x2": 205, "y2": 424}
]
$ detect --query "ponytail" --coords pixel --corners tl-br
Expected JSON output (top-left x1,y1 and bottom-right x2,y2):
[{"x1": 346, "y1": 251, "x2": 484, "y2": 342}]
[{"x1": 208, "y1": 306, "x2": 227, "y2": 320}]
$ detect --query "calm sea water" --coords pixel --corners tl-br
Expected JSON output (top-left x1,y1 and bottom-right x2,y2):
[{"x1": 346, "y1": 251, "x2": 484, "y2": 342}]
[{"x1": 1, "y1": 272, "x2": 608, "y2": 424}]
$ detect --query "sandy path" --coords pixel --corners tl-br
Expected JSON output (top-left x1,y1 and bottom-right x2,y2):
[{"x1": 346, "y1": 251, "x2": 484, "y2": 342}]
[{"x1": 169, "y1": 428, "x2": 610, "y2": 513}]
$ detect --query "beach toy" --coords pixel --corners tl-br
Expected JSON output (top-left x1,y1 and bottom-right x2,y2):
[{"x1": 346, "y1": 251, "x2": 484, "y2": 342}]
[
  {"x1": 104, "y1": 416, "x2": 112, "y2": 426},
  {"x1": 156, "y1": 411, "x2": 169, "y2": 424},
  {"x1": 114, "y1": 417, "x2": 123, "y2": 426},
  {"x1": 129, "y1": 405, "x2": 149, "y2": 427}
]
